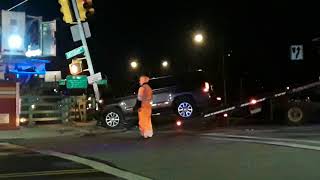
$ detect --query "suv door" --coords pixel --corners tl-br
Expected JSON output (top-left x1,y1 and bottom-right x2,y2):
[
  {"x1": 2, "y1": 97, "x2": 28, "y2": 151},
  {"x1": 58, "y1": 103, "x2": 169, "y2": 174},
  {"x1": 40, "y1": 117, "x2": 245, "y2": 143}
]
[
  {"x1": 149, "y1": 77, "x2": 176, "y2": 114},
  {"x1": 120, "y1": 83, "x2": 139, "y2": 114}
]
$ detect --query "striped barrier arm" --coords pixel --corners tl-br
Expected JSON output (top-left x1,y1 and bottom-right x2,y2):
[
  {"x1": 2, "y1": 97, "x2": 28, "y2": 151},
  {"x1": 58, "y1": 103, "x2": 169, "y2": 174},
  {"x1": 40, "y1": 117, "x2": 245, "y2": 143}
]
[{"x1": 204, "y1": 80, "x2": 320, "y2": 118}]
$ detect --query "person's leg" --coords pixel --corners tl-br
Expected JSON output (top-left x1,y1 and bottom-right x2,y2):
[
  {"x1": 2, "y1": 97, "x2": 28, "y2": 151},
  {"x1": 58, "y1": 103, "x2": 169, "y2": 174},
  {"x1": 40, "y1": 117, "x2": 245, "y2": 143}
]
[
  {"x1": 138, "y1": 109, "x2": 145, "y2": 137},
  {"x1": 145, "y1": 107, "x2": 153, "y2": 138}
]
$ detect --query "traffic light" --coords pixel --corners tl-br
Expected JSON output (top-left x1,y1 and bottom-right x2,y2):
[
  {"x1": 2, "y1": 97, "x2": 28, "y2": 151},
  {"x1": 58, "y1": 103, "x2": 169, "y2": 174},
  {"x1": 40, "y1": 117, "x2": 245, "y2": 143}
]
[
  {"x1": 69, "y1": 59, "x2": 83, "y2": 75},
  {"x1": 58, "y1": 0, "x2": 73, "y2": 24},
  {"x1": 77, "y1": 0, "x2": 95, "y2": 21}
]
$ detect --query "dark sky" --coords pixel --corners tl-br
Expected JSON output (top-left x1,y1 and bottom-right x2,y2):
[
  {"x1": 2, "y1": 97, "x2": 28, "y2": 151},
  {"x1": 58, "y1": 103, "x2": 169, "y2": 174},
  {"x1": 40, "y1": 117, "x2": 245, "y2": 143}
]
[{"x1": 1, "y1": 0, "x2": 320, "y2": 96}]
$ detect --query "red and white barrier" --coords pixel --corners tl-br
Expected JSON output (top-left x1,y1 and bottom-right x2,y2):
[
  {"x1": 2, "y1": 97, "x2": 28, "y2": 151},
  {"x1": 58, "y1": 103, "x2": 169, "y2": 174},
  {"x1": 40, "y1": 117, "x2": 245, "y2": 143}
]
[{"x1": 204, "y1": 80, "x2": 320, "y2": 118}]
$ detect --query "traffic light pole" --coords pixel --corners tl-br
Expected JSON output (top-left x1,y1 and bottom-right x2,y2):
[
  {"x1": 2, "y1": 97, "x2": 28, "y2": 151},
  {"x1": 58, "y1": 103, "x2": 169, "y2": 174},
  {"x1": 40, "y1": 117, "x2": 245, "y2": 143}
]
[{"x1": 70, "y1": 0, "x2": 100, "y2": 102}]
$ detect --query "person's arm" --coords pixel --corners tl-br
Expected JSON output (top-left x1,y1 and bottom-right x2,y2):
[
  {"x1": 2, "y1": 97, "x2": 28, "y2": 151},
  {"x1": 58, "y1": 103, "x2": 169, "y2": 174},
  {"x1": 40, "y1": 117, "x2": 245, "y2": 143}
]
[
  {"x1": 133, "y1": 86, "x2": 144, "y2": 111},
  {"x1": 138, "y1": 86, "x2": 145, "y2": 101}
]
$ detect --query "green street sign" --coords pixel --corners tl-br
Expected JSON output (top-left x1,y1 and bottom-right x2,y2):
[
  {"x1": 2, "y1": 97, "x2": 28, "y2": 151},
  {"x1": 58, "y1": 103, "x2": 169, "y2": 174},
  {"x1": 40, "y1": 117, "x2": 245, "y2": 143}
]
[
  {"x1": 96, "y1": 79, "x2": 107, "y2": 85},
  {"x1": 65, "y1": 46, "x2": 85, "y2": 59},
  {"x1": 58, "y1": 79, "x2": 66, "y2": 86},
  {"x1": 66, "y1": 75, "x2": 88, "y2": 89}
]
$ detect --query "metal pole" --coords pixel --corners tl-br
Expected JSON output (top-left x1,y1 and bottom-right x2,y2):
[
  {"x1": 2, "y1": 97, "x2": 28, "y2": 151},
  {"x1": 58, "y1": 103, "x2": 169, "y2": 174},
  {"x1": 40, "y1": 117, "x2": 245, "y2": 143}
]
[
  {"x1": 39, "y1": 17, "x2": 43, "y2": 56},
  {"x1": 270, "y1": 99, "x2": 274, "y2": 121},
  {"x1": 222, "y1": 54, "x2": 227, "y2": 105},
  {"x1": 7, "y1": 0, "x2": 29, "y2": 11},
  {"x1": 70, "y1": 0, "x2": 100, "y2": 101},
  {"x1": 240, "y1": 77, "x2": 243, "y2": 102}
]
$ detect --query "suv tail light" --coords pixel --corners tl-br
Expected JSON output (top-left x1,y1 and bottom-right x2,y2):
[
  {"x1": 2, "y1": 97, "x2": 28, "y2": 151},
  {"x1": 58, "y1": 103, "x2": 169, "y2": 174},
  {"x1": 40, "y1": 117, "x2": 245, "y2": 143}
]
[
  {"x1": 250, "y1": 99, "x2": 257, "y2": 105},
  {"x1": 203, "y1": 82, "x2": 210, "y2": 93}
]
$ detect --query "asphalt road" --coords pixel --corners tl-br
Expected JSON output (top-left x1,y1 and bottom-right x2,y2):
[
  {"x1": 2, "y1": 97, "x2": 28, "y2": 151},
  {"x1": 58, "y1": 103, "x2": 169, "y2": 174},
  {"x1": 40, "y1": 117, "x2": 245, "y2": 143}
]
[
  {"x1": 0, "y1": 143, "x2": 121, "y2": 180},
  {"x1": 4, "y1": 119, "x2": 320, "y2": 179}
]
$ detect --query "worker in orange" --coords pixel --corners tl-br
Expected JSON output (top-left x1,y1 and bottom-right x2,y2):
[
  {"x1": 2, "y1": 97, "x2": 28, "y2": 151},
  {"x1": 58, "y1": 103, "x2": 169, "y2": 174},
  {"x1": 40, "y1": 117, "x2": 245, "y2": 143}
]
[{"x1": 136, "y1": 75, "x2": 153, "y2": 138}]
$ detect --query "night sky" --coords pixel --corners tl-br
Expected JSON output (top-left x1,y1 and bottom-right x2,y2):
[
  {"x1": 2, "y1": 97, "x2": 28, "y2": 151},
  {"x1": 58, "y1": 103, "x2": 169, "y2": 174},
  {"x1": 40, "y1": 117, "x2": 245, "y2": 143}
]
[{"x1": 1, "y1": 0, "x2": 320, "y2": 100}]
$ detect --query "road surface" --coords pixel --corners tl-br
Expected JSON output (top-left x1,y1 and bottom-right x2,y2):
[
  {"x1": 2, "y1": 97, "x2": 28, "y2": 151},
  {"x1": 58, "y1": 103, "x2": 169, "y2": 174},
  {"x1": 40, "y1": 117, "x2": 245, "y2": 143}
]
[{"x1": 3, "y1": 119, "x2": 320, "y2": 179}]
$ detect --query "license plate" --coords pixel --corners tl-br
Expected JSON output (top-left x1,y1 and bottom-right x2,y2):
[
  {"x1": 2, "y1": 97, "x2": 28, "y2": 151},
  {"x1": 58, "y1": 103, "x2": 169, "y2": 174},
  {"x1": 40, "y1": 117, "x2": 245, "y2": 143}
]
[{"x1": 250, "y1": 108, "x2": 262, "y2": 114}]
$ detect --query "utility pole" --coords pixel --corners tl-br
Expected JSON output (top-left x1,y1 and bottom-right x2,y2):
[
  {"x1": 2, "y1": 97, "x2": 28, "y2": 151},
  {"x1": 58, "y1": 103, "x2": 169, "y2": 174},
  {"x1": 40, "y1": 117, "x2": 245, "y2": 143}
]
[
  {"x1": 222, "y1": 54, "x2": 227, "y2": 105},
  {"x1": 70, "y1": 0, "x2": 100, "y2": 101}
]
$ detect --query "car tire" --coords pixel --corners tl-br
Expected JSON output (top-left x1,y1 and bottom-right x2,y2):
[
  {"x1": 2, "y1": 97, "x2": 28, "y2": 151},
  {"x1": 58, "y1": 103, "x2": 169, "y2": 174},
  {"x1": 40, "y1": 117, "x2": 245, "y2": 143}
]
[
  {"x1": 175, "y1": 97, "x2": 196, "y2": 119},
  {"x1": 287, "y1": 106, "x2": 306, "y2": 126},
  {"x1": 101, "y1": 108, "x2": 124, "y2": 129}
]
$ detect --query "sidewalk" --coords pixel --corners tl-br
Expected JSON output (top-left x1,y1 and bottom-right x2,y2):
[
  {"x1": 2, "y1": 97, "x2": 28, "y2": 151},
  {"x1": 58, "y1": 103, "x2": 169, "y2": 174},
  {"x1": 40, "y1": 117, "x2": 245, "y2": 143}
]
[{"x1": 0, "y1": 121, "x2": 126, "y2": 140}]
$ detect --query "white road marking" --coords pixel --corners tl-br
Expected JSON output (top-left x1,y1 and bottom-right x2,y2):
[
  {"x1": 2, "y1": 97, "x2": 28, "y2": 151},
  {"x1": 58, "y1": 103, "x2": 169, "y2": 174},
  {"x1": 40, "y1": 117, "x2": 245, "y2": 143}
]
[
  {"x1": 0, "y1": 169, "x2": 98, "y2": 178},
  {"x1": 0, "y1": 142, "x2": 27, "y2": 149},
  {"x1": 201, "y1": 133, "x2": 320, "y2": 145},
  {"x1": 0, "y1": 143, "x2": 151, "y2": 180},
  {"x1": 201, "y1": 134, "x2": 320, "y2": 151},
  {"x1": 34, "y1": 149, "x2": 152, "y2": 180},
  {"x1": 0, "y1": 142, "x2": 28, "y2": 156}
]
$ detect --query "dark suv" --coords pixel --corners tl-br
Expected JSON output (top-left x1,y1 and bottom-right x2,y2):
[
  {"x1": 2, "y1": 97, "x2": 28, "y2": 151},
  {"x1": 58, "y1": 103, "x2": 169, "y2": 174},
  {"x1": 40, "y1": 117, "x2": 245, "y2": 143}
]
[{"x1": 99, "y1": 71, "x2": 221, "y2": 128}]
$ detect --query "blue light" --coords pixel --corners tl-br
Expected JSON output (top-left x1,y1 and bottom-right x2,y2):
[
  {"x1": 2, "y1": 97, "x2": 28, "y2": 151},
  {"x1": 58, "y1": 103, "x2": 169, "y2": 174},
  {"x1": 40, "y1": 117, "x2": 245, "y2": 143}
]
[{"x1": 9, "y1": 70, "x2": 46, "y2": 75}]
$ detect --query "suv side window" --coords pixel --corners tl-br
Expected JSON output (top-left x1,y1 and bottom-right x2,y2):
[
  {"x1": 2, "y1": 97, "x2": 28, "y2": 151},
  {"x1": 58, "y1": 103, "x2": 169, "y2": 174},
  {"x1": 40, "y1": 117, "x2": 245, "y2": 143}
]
[
  {"x1": 307, "y1": 87, "x2": 320, "y2": 102},
  {"x1": 126, "y1": 83, "x2": 140, "y2": 95},
  {"x1": 291, "y1": 87, "x2": 320, "y2": 102},
  {"x1": 149, "y1": 77, "x2": 177, "y2": 90},
  {"x1": 176, "y1": 72, "x2": 206, "y2": 89}
]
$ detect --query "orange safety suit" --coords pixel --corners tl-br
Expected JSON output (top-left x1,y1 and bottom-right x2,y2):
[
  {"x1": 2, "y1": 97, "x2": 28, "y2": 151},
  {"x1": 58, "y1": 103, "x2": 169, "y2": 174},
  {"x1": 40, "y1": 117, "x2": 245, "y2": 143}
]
[{"x1": 138, "y1": 82, "x2": 153, "y2": 138}]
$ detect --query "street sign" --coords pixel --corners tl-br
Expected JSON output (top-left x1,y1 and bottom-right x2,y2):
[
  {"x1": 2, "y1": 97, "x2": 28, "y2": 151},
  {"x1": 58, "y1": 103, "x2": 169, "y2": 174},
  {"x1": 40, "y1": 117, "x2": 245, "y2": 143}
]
[
  {"x1": 65, "y1": 46, "x2": 85, "y2": 59},
  {"x1": 70, "y1": 22, "x2": 91, "y2": 42},
  {"x1": 66, "y1": 75, "x2": 88, "y2": 89},
  {"x1": 45, "y1": 71, "x2": 61, "y2": 82},
  {"x1": 41, "y1": 20, "x2": 57, "y2": 57},
  {"x1": 58, "y1": 79, "x2": 66, "y2": 86},
  {"x1": 290, "y1": 45, "x2": 303, "y2": 60},
  {"x1": 87, "y1": 72, "x2": 102, "y2": 84},
  {"x1": 96, "y1": 79, "x2": 107, "y2": 85}
]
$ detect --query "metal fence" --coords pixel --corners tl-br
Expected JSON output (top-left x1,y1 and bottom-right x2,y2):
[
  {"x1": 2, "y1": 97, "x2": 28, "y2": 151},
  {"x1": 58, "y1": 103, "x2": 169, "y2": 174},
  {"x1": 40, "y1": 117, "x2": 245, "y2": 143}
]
[{"x1": 20, "y1": 95, "x2": 87, "y2": 125}]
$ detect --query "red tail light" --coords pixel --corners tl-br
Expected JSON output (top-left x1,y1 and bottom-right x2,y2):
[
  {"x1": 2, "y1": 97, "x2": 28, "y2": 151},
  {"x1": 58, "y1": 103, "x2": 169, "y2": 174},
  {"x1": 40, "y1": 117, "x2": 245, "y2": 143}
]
[
  {"x1": 203, "y1": 82, "x2": 210, "y2": 93},
  {"x1": 176, "y1": 120, "x2": 182, "y2": 126},
  {"x1": 250, "y1": 99, "x2": 257, "y2": 105}
]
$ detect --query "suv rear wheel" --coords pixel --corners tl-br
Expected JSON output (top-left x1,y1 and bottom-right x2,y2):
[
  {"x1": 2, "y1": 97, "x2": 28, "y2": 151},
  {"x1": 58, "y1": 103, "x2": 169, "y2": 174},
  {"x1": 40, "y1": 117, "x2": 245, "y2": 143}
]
[
  {"x1": 287, "y1": 106, "x2": 306, "y2": 125},
  {"x1": 175, "y1": 97, "x2": 196, "y2": 119},
  {"x1": 102, "y1": 108, "x2": 124, "y2": 129}
]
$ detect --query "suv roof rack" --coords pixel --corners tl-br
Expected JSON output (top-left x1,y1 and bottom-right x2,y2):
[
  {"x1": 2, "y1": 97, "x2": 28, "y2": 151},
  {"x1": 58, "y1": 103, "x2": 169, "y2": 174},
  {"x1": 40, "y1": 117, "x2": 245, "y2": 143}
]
[{"x1": 150, "y1": 75, "x2": 173, "y2": 80}]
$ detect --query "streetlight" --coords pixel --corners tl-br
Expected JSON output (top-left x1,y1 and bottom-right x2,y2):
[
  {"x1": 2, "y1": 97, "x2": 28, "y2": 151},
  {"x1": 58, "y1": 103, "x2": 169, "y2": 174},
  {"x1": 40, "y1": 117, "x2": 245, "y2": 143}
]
[
  {"x1": 162, "y1": 60, "x2": 169, "y2": 68},
  {"x1": 190, "y1": 32, "x2": 205, "y2": 71},
  {"x1": 194, "y1": 33, "x2": 204, "y2": 44},
  {"x1": 130, "y1": 60, "x2": 138, "y2": 69}
]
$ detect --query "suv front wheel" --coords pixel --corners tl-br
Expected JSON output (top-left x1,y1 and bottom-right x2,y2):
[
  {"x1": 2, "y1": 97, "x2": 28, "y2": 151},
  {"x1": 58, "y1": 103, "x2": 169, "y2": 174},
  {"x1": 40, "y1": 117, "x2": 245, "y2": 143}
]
[
  {"x1": 175, "y1": 97, "x2": 196, "y2": 119},
  {"x1": 102, "y1": 108, "x2": 124, "y2": 129}
]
